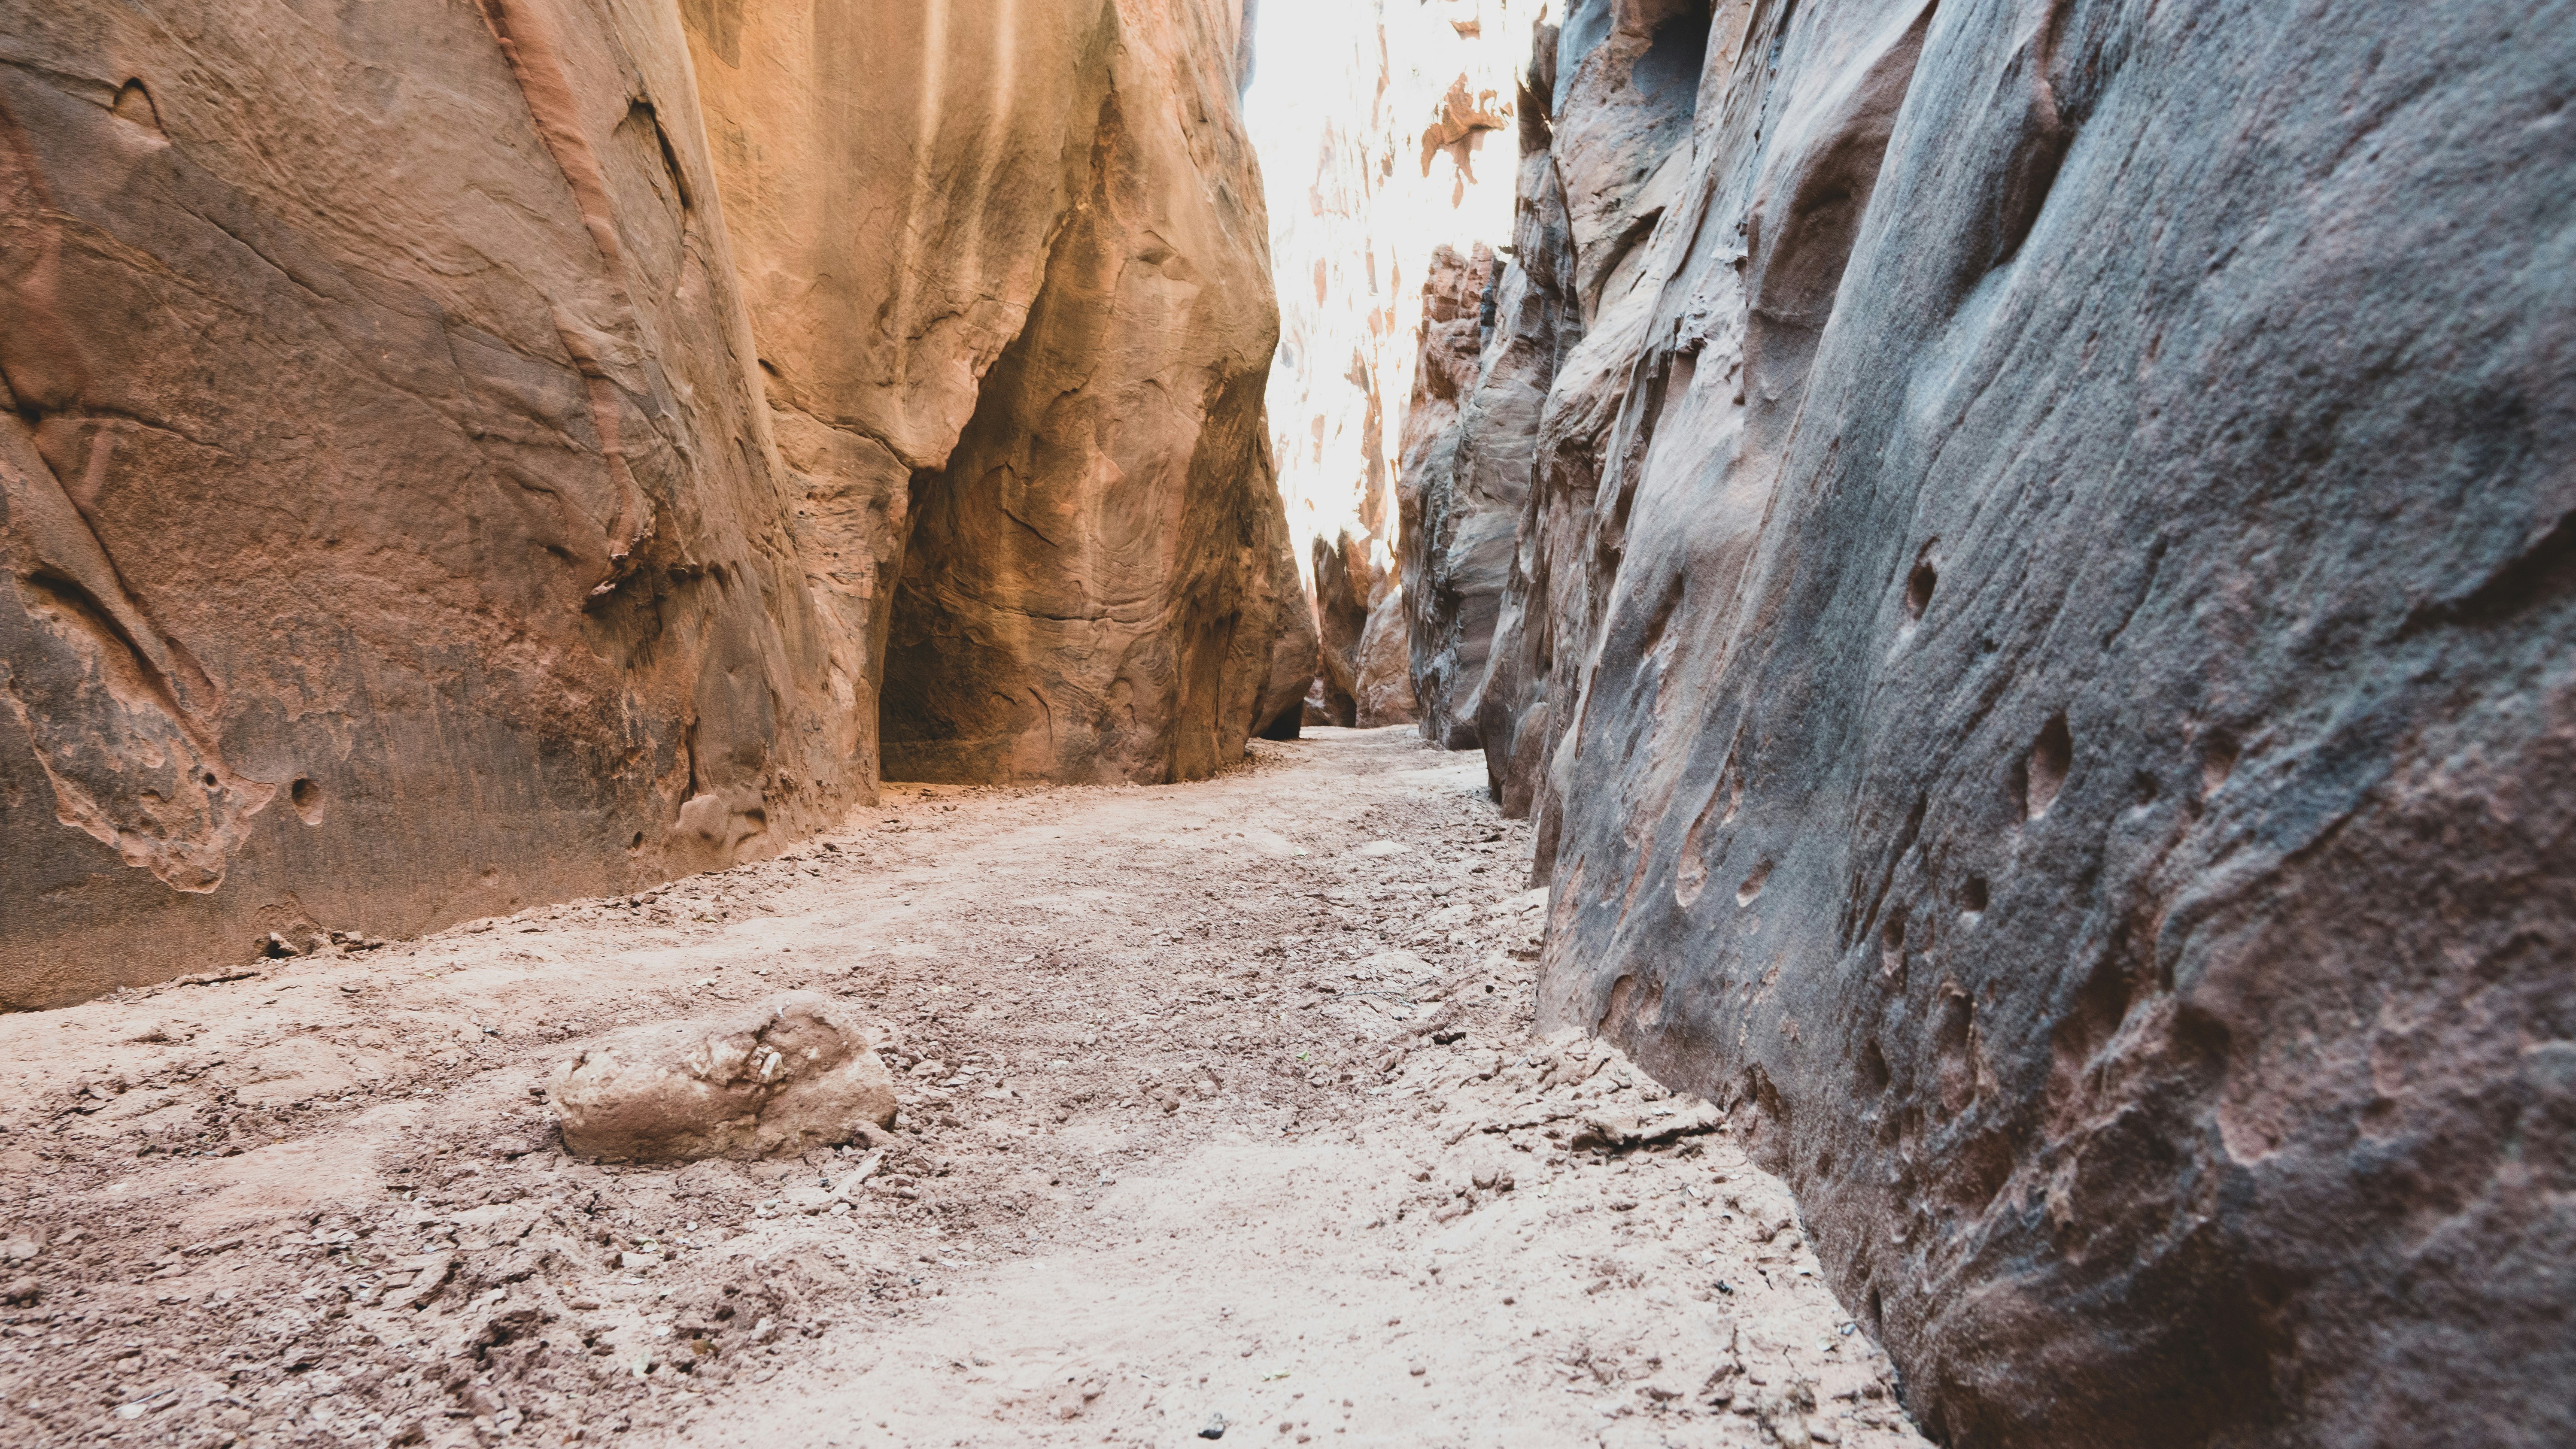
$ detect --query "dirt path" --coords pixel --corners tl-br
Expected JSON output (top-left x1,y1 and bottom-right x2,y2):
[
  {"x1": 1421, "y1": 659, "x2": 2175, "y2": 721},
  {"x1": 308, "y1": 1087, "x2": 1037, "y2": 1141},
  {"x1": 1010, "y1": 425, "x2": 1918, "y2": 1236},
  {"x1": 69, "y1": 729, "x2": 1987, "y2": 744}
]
[{"x1": 0, "y1": 729, "x2": 1929, "y2": 1449}]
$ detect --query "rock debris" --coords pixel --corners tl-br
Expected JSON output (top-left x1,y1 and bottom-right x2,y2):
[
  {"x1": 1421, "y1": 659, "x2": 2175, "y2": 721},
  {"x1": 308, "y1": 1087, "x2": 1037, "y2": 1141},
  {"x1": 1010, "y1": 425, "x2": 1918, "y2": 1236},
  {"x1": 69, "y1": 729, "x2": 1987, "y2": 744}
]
[{"x1": 0, "y1": 731, "x2": 1923, "y2": 1447}]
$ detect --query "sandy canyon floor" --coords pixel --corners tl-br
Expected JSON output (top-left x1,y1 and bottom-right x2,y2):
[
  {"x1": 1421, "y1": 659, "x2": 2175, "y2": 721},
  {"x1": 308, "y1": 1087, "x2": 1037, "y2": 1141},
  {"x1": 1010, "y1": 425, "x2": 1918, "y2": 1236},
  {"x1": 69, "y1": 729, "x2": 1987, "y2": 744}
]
[{"x1": 0, "y1": 728, "x2": 1930, "y2": 1449}]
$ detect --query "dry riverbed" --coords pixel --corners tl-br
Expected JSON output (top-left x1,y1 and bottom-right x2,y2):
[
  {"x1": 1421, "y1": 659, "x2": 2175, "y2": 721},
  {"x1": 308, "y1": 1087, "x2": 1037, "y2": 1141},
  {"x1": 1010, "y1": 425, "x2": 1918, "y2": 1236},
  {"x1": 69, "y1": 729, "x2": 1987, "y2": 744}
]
[{"x1": 0, "y1": 728, "x2": 1929, "y2": 1449}]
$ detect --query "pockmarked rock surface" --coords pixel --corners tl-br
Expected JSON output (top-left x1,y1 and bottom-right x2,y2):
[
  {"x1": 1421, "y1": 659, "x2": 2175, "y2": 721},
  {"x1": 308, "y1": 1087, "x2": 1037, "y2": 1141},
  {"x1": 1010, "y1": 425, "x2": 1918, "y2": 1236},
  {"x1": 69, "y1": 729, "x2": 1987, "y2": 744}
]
[
  {"x1": 550, "y1": 992, "x2": 897, "y2": 1163},
  {"x1": 0, "y1": 0, "x2": 1297, "y2": 1002},
  {"x1": 1416, "y1": 2, "x2": 2576, "y2": 1446}
]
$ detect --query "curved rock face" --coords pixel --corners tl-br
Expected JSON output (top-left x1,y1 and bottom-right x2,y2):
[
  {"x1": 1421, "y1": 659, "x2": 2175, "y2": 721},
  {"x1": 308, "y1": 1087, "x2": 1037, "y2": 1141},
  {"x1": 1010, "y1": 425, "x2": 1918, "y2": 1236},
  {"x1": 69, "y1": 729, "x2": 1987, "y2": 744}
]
[
  {"x1": 1314, "y1": 524, "x2": 1418, "y2": 729},
  {"x1": 880, "y1": 98, "x2": 1300, "y2": 780},
  {"x1": 0, "y1": 0, "x2": 1292, "y2": 1002},
  {"x1": 0, "y1": 0, "x2": 842, "y2": 1006},
  {"x1": 1410, "y1": 0, "x2": 1688, "y2": 773},
  {"x1": 683, "y1": 0, "x2": 1142, "y2": 791},
  {"x1": 1350, "y1": 580, "x2": 1421, "y2": 729},
  {"x1": 1439, "y1": 0, "x2": 2576, "y2": 1445},
  {"x1": 695, "y1": 0, "x2": 1308, "y2": 785}
]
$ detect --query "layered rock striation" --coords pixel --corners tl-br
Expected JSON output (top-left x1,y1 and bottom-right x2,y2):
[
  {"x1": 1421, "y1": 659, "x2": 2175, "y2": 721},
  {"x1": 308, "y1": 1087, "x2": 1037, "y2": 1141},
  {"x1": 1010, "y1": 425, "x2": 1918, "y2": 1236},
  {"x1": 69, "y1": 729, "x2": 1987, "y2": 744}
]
[
  {"x1": 1419, "y1": 0, "x2": 2576, "y2": 1444},
  {"x1": 0, "y1": 0, "x2": 1298, "y2": 1003}
]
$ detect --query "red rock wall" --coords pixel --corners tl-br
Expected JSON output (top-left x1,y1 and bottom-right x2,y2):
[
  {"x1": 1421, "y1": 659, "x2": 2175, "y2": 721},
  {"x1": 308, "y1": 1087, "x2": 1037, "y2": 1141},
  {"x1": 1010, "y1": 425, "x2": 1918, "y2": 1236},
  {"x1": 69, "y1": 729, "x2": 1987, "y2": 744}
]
[
  {"x1": 1438, "y1": 0, "x2": 2576, "y2": 1443},
  {"x1": 0, "y1": 0, "x2": 1296, "y2": 1002},
  {"x1": 874, "y1": 4, "x2": 1306, "y2": 782},
  {"x1": 684, "y1": 0, "x2": 1308, "y2": 787}
]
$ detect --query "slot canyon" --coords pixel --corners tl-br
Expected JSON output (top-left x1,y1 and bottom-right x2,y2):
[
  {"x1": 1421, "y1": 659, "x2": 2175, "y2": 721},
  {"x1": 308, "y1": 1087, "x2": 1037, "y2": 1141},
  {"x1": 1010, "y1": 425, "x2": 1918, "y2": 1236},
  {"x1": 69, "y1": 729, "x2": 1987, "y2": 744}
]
[{"x1": 0, "y1": 2, "x2": 2567, "y2": 1447}]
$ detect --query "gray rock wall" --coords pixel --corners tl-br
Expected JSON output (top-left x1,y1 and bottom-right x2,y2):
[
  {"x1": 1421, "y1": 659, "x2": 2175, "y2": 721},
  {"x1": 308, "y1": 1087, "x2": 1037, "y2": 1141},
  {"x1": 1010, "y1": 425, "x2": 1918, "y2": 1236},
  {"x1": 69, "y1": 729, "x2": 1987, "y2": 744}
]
[
  {"x1": 1447, "y1": 0, "x2": 2576, "y2": 1444},
  {"x1": 1395, "y1": 242, "x2": 1504, "y2": 748}
]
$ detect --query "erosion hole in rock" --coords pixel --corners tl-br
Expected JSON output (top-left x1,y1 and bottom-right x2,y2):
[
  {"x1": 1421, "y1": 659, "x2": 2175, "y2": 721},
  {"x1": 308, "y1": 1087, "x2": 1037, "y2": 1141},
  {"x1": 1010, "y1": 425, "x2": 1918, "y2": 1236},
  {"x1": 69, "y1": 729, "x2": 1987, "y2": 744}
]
[
  {"x1": 289, "y1": 777, "x2": 323, "y2": 825},
  {"x1": 1961, "y1": 876, "x2": 1990, "y2": 916},
  {"x1": 2200, "y1": 728, "x2": 2241, "y2": 799},
  {"x1": 1736, "y1": 859, "x2": 1774, "y2": 906},
  {"x1": 111, "y1": 77, "x2": 162, "y2": 132},
  {"x1": 1859, "y1": 1036, "x2": 1892, "y2": 1095},
  {"x1": 621, "y1": 98, "x2": 693, "y2": 213},
  {"x1": 2020, "y1": 714, "x2": 2074, "y2": 821},
  {"x1": 1904, "y1": 561, "x2": 1937, "y2": 620},
  {"x1": 1933, "y1": 989, "x2": 1978, "y2": 1118},
  {"x1": 2129, "y1": 768, "x2": 2162, "y2": 807},
  {"x1": 1636, "y1": 2, "x2": 1720, "y2": 118}
]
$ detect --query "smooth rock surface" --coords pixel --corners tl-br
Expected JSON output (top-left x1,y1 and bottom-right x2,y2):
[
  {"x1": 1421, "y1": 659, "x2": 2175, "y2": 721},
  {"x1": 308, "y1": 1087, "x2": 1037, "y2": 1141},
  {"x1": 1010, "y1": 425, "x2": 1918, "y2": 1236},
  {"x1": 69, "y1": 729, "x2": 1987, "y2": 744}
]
[
  {"x1": 0, "y1": 0, "x2": 846, "y2": 1004},
  {"x1": 1352, "y1": 580, "x2": 1422, "y2": 729},
  {"x1": 1314, "y1": 527, "x2": 1419, "y2": 729},
  {"x1": 1428, "y1": 1, "x2": 2576, "y2": 1446},
  {"x1": 550, "y1": 992, "x2": 897, "y2": 1162},
  {"x1": 1311, "y1": 531, "x2": 1375, "y2": 726}
]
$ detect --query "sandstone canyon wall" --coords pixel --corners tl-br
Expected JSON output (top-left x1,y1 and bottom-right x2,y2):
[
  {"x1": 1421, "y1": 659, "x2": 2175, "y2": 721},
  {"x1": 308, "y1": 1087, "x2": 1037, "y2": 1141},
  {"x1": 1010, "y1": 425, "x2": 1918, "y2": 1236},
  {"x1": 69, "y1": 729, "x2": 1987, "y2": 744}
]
[
  {"x1": 0, "y1": 0, "x2": 1297, "y2": 1005},
  {"x1": 682, "y1": 0, "x2": 1313, "y2": 783},
  {"x1": 1392, "y1": 240, "x2": 1503, "y2": 749},
  {"x1": 689, "y1": 0, "x2": 1306, "y2": 784},
  {"x1": 1414, "y1": 0, "x2": 2576, "y2": 1445},
  {"x1": 1245, "y1": 0, "x2": 1548, "y2": 733}
]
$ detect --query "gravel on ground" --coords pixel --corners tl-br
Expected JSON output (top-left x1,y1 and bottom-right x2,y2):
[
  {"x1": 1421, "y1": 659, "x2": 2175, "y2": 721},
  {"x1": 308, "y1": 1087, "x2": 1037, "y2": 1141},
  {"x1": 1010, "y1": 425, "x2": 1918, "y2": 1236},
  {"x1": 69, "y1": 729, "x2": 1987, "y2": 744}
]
[{"x1": 0, "y1": 728, "x2": 1929, "y2": 1449}]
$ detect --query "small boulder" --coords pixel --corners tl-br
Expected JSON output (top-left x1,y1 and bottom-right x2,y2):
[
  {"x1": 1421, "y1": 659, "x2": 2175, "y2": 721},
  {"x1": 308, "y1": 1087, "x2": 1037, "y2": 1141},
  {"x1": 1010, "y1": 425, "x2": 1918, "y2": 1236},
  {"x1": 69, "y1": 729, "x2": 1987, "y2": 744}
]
[
  {"x1": 1567, "y1": 1099, "x2": 1726, "y2": 1152},
  {"x1": 549, "y1": 992, "x2": 898, "y2": 1162}
]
